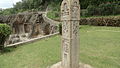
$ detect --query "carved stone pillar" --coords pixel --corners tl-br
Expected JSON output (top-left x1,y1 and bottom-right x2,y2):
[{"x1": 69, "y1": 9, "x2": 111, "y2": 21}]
[
  {"x1": 61, "y1": 0, "x2": 80, "y2": 68},
  {"x1": 50, "y1": 0, "x2": 92, "y2": 68}
]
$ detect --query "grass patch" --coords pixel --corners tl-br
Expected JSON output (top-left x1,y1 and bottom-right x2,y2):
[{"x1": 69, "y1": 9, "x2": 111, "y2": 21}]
[
  {"x1": 0, "y1": 25, "x2": 120, "y2": 68},
  {"x1": 80, "y1": 25, "x2": 120, "y2": 68}
]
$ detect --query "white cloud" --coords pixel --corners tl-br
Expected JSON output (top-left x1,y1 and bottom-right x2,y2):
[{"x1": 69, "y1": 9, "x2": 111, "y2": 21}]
[
  {"x1": 0, "y1": 0, "x2": 22, "y2": 9},
  {"x1": 12, "y1": 0, "x2": 22, "y2": 4}
]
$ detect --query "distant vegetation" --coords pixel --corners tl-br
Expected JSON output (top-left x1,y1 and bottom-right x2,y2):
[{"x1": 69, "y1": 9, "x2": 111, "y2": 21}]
[
  {"x1": 81, "y1": 2, "x2": 120, "y2": 17},
  {"x1": 0, "y1": 0, "x2": 120, "y2": 17}
]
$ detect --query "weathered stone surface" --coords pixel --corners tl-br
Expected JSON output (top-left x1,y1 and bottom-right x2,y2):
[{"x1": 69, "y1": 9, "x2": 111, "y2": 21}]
[
  {"x1": 61, "y1": 0, "x2": 80, "y2": 68},
  {"x1": 0, "y1": 11, "x2": 59, "y2": 45}
]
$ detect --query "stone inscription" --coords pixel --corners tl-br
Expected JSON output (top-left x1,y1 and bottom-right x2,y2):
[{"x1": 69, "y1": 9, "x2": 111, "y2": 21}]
[
  {"x1": 62, "y1": 38, "x2": 69, "y2": 54},
  {"x1": 61, "y1": 0, "x2": 70, "y2": 20},
  {"x1": 72, "y1": 21, "x2": 79, "y2": 37},
  {"x1": 62, "y1": 21, "x2": 69, "y2": 38}
]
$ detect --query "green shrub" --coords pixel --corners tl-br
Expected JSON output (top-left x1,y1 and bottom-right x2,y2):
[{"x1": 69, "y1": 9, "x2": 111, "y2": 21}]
[
  {"x1": 81, "y1": 9, "x2": 88, "y2": 17},
  {"x1": 47, "y1": 11, "x2": 60, "y2": 19},
  {"x1": 46, "y1": 2, "x2": 61, "y2": 19},
  {"x1": 0, "y1": 24, "x2": 12, "y2": 50},
  {"x1": 114, "y1": 4, "x2": 120, "y2": 15},
  {"x1": 84, "y1": 2, "x2": 120, "y2": 17},
  {"x1": 99, "y1": 3, "x2": 116, "y2": 15},
  {"x1": 86, "y1": 5, "x2": 99, "y2": 16}
]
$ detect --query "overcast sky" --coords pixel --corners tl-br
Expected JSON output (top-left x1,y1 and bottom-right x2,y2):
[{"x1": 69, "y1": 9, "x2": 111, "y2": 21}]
[{"x1": 0, "y1": 0, "x2": 22, "y2": 9}]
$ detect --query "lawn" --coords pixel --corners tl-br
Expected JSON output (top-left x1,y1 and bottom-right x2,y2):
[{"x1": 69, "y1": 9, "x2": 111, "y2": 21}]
[{"x1": 0, "y1": 25, "x2": 120, "y2": 68}]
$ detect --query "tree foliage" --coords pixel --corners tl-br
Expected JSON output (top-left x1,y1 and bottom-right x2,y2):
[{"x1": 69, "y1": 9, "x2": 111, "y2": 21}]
[{"x1": 0, "y1": 0, "x2": 119, "y2": 15}]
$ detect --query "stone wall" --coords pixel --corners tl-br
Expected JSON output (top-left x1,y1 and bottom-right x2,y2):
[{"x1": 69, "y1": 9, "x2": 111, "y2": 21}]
[
  {"x1": 80, "y1": 16, "x2": 120, "y2": 27},
  {"x1": 0, "y1": 11, "x2": 59, "y2": 45}
]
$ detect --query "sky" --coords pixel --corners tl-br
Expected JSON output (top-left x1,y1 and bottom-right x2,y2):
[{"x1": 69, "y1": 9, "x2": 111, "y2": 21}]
[{"x1": 0, "y1": 0, "x2": 22, "y2": 9}]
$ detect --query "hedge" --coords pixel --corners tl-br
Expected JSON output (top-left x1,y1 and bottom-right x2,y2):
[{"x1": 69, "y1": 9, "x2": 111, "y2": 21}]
[
  {"x1": 80, "y1": 16, "x2": 120, "y2": 27},
  {"x1": 0, "y1": 24, "x2": 11, "y2": 50}
]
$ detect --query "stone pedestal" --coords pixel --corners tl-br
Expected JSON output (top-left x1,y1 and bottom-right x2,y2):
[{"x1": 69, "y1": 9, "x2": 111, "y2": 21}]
[{"x1": 50, "y1": 62, "x2": 92, "y2": 68}]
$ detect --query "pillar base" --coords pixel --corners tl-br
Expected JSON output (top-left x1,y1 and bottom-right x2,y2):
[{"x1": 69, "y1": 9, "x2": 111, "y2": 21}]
[{"x1": 49, "y1": 62, "x2": 93, "y2": 68}]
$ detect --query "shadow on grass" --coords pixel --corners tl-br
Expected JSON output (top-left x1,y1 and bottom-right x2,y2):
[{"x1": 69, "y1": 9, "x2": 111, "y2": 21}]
[{"x1": 0, "y1": 47, "x2": 16, "y2": 54}]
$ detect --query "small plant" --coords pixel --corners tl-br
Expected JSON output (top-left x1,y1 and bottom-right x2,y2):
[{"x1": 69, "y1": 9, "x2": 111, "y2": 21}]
[{"x1": 0, "y1": 24, "x2": 12, "y2": 51}]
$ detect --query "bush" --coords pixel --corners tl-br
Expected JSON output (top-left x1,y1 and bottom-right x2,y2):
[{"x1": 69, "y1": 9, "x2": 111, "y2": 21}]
[
  {"x1": 47, "y1": 2, "x2": 60, "y2": 19},
  {"x1": 99, "y1": 3, "x2": 117, "y2": 15},
  {"x1": 0, "y1": 24, "x2": 12, "y2": 50},
  {"x1": 80, "y1": 16, "x2": 120, "y2": 27},
  {"x1": 86, "y1": 5, "x2": 99, "y2": 16},
  {"x1": 81, "y1": 9, "x2": 88, "y2": 17},
  {"x1": 47, "y1": 11, "x2": 60, "y2": 19},
  {"x1": 84, "y1": 2, "x2": 120, "y2": 17}
]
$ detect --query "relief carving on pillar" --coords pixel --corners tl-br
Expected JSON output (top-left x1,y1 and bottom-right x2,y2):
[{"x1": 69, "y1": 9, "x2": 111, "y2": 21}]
[
  {"x1": 62, "y1": 21, "x2": 69, "y2": 38},
  {"x1": 73, "y1": 21, "x2": 79, "y2": 37},
  {"x1": 71, "y1": 1, "x2": 80, "y2": 20},
  {"x1": 62, "y1": 38, "x2": 69, "y2": 54},
  {"x1": 61, "y1": 0, "x2": 70, "y2": 20}
]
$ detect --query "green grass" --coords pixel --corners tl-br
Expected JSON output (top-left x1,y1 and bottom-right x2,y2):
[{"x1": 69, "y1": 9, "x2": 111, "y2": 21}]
[
  {"x1": 0, "y1": 25, "x2": 120, "y2": 68},
  {"x1": 80, "y1": 25, "x2": 120, "y2": 68}
]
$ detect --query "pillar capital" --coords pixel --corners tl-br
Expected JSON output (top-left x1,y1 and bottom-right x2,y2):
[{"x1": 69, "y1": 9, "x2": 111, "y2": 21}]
[{"x1": 61, "y1": 0, "x2": 80, "y2": 20}]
